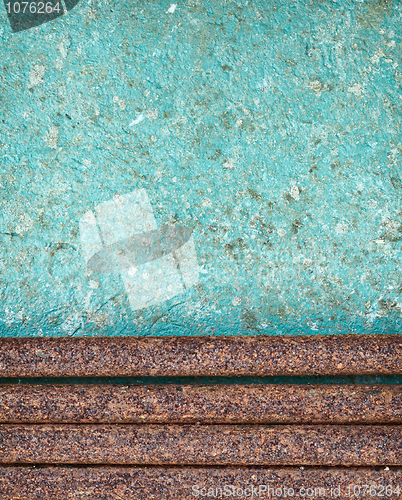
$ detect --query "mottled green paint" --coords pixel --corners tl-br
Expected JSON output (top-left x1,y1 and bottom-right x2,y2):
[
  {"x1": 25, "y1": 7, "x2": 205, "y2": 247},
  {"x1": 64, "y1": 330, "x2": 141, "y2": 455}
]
[{"x1": 0, "y1": 0, "x2": 401, "y2": 337}]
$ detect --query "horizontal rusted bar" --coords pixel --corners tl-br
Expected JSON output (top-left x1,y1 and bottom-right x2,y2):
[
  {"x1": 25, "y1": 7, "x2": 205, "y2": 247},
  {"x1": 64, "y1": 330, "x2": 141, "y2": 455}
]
[
  {"x1": 1, "y1": 424, "x2": 401, "y2": 465},
  {"x1": 0, "y1": 334, "x2": 401, "y2": 377},
  {"x1": 1, "y1": 467, "x2": 402, "y2": 499},
  {"x1": 1, "y1": 384, "x2": 402, "y2": 424}
]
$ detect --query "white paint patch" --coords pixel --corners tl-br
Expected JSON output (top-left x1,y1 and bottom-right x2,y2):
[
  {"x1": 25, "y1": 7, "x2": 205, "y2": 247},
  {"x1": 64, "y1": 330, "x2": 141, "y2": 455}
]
[
  {"x1": 29, "y1": 64, "x2": 45, "y2": 86},
  {"x1": 43, "y1": 126, "x2": 59, "y2": 150},
  {"x1": 232, "y1": 297, "x2": 242, "y2": 306},
  {"x1": 383, "y1": 218, "x2": 399, "y2": 232},
  {"x1": 348, "y1": 83, "x2": 363, "y2": 96},
  {"x1": 58, "y1": 35, "x2": 71, "y2": 58},
  {"x1": 146, "y1": 109, "x2": 158, "y2": 120},
  {"x1": 335, "y1": 222, "x2": 349, "y2": 234},
  {"x1": 289, "y1": 185, "x2": 300, "y2": 200},
  {"x1": 127, "y1": 267, "x2": 138, "y2": 277},
  {"x1": 302, "y1": 258, "x2": 313, "y2": 267},
  {"x1": 308, "y1": 80, "x2": 329, "y2": 95},
  {"x1": 167, "y1": 4, "x2": 177, "y2": 13},
  {"x1": 16, "y1": 213, "x2": 34, "y2": 233},
  {"x1": 55, "y1": 58, "x2": 64, "y2": 70},
  {"x1": 86, "y1": 8, "x2": 96, "y2": 19},
  {"x1": 2, "y1": 308, "x2": 29, "y2": 327},
  {"x1": 223, "y1": 158, "x2": 235, "y2": 170},
  {"x1": 113, "y1": 96, "x2": 127, "y2": 110},
  {"x1": 371, "y1": 49, "x2": 385, "y2": 64},
  {"x1": 261, "y1": 78, "x2": 269, "y2": 92},
  {"x1": 308, "y1": 80, "x2": 322, "y2": 92},
  {"x1": 3, "y1": 307, "x2": 15, "y2": 327},
  {"x1": 129, "y1": 113, "x2": 145, "y2": 126}
]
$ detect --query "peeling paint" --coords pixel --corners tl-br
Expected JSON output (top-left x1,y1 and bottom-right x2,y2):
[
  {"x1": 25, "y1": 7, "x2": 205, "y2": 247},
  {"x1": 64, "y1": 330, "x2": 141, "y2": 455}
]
[{"x1": 0, "y1": 0, "x2": 401, "y2": 337}]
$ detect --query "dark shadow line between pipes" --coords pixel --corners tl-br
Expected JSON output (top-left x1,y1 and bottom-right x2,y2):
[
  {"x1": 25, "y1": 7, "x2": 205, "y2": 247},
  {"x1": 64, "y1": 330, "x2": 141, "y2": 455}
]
[{"x1": 1, "y1": 374, "x2": 402, "y2": 385}]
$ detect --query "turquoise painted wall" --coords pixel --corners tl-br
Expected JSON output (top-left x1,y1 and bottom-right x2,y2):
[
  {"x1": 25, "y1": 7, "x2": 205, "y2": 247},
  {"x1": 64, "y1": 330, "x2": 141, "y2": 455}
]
[{"x1": 0, "y1": 0, "x2": 401, "y2": 337}]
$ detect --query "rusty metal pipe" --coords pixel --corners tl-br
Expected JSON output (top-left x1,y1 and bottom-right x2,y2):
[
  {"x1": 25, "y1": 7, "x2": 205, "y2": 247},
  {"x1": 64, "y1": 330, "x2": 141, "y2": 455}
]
[
  {"x1": 0, "y1": 334, "x2": 401, "y2": 377},
  {"x1": 0, "y1": 384, "x2": 401, "y2": 424},
  {"x1": 1, "y1": 424, "x2": 402, "y2": 466},
  {"x1": 2, "y1": 466, "x2": 402, "y2": 500}
]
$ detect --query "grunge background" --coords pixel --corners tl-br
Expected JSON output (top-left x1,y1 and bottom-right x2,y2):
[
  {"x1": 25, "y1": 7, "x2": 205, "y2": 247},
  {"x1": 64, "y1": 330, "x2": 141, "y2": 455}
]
[{"x1": 0, "y1": 0, "x2": 401, "y2": 337}]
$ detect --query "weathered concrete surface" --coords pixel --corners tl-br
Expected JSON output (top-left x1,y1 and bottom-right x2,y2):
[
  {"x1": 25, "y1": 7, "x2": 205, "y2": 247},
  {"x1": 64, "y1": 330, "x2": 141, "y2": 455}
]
[
  {"x1": 0, "y1": 0, "x2": 401, "y2": 336},
  {"x1": 1, "y1": 383, "x2": 402, "y2": 424}
]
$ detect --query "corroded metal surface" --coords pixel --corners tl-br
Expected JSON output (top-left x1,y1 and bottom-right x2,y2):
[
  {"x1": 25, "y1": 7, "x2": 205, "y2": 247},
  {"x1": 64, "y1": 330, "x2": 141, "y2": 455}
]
[
  {"x1": 1, "y1": 384, "x2": 402, "y2": 424},
  {"x1": 1, "y1": 335, "x2": 402, "y2": 377},
  {"x1": 1, "y1": 467, "x2": 401, "y2": 499},
  {"x1": 1, "y1": 424, "x2": 402, "y2": 466}
]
